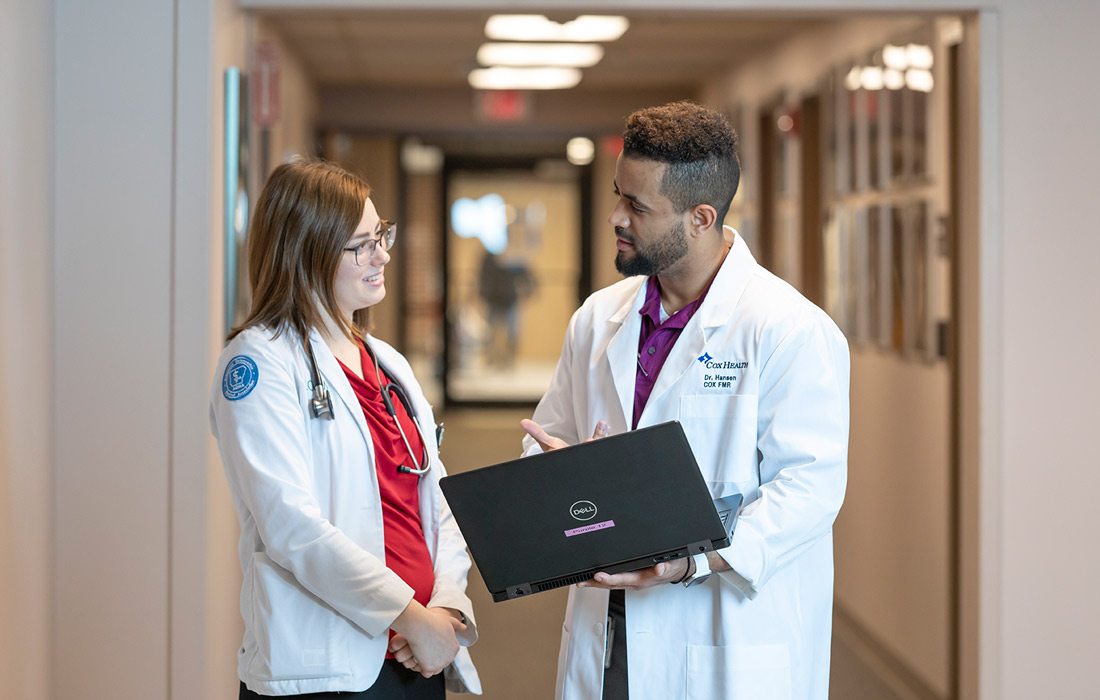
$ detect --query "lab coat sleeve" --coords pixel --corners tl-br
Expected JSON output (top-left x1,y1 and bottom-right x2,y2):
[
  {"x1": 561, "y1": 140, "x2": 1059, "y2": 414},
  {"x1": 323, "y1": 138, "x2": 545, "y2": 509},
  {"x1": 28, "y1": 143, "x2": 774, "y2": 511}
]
[
  {"x1": 213, "y1": 338, "x2": 414, "y2": 638},
  {"x1": 522, "y1": 310, "x2": 582, "y2": 456},
  {"x1": 718, "y1": 314, "x2": 850, "y2": 594},
  {"x1": 426, "y1": 461, "x2": 479, "y2": 647}
]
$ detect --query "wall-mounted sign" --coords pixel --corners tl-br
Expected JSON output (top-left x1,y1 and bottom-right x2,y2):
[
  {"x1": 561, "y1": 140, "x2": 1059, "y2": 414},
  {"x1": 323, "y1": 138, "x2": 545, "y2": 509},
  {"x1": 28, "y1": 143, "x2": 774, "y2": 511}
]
[
  {"x1": 252, "y1": 41, "x2": 280, "y2": 127},
  {"x1": 476, "y1": 89, "x2": 530, "y2": 123}
]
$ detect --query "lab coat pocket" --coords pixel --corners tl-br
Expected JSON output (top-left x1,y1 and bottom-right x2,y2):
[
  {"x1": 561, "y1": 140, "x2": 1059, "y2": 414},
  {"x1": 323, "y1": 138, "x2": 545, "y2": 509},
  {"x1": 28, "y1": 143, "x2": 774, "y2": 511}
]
[
  {"x1": 686, "y1": 643, "x2": 791, "y2": 700},
  {"x1": 679, "y1": 394, "x2": 759, "y2": 489},
  {"x1": 248, "y1": 552, "x2": 349, "y2": 681}
]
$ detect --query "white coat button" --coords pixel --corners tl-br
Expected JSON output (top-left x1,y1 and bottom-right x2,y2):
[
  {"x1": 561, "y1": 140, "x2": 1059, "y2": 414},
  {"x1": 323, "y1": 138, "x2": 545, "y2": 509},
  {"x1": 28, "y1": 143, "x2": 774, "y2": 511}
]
[{"x1": 593, "y1": 623, "x2": 604, "y2": 636}]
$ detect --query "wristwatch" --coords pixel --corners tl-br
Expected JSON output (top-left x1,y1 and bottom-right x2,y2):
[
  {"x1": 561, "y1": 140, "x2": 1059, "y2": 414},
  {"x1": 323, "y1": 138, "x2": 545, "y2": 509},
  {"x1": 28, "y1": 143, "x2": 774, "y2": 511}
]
[{"x1": 683, "y1": 552, "x2": 714, "y2": 588}]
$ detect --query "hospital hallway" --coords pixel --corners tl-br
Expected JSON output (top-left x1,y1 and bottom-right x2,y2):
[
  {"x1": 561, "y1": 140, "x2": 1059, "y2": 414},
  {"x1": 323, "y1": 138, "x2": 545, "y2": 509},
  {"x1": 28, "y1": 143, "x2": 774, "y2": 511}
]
[{"x1": 3, "y1": 1, "x2": 1100, "y2": 699}]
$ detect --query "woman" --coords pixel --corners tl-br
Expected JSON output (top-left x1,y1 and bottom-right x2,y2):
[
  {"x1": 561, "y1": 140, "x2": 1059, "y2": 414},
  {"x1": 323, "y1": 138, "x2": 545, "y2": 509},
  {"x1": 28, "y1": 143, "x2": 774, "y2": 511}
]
[{"x1": 211, "y1": 158, "x2": 481, "y2": 698}]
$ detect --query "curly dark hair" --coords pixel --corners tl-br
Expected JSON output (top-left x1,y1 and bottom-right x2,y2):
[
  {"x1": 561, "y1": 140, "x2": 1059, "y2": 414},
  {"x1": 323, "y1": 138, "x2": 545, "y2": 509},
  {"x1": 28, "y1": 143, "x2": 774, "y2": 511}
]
[{"x1": 623, "y1": 101, "x2": 740, "y2": 229}]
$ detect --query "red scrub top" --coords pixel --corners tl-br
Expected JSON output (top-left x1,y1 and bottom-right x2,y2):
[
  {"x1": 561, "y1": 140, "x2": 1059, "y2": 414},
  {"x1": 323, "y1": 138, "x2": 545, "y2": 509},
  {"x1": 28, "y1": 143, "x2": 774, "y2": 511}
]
[{"x1": 339, "y1": 342, "x2": 435, "y2": 656}]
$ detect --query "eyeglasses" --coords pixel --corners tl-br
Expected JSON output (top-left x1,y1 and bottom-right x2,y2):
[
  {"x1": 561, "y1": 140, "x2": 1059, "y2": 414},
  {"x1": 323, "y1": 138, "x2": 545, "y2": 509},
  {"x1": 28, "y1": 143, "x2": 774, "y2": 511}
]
[{"x1": 343, "y1": 220, "x2": 397, "y2": 266}]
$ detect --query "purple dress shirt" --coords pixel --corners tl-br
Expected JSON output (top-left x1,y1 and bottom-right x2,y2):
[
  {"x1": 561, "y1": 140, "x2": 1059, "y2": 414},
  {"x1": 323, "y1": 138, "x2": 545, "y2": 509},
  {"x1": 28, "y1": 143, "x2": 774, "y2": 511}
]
[{"x1": 632, "y1": 275, "x2": 713, "y2": 428}]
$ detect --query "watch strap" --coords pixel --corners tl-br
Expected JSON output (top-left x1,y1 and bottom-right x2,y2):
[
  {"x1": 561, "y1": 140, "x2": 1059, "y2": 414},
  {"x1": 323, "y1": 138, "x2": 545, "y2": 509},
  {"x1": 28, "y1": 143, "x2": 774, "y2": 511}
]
[{"x1": 683, "y1": 552, "x2": 714, "y2": 588}]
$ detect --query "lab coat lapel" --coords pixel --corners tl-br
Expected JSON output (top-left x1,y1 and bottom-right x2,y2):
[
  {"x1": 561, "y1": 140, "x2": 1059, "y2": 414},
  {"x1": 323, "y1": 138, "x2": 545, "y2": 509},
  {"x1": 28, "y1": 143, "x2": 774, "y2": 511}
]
[
  {"x1": 697, "y1": 232, "x2": 755, "y2": 329},
  {"x1": 638, "y1": 234, "x2": 755, "y2": 423},
  {"x1": 604, "y1": 279, "x2": 647, "y2": 429},
  {"x1": 308, "y1": 330, "x2": 372, "y2": 447},
  {"x1": 638, "y1": 319, "x2": 706, "y2": 427}
]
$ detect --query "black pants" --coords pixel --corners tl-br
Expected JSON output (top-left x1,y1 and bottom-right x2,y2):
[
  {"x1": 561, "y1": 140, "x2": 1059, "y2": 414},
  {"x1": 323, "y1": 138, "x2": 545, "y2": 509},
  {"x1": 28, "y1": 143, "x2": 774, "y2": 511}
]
[
  {"x1": 239, "y1": 660, "x2": 445, "y2": 700},
  {"x1": 603, "y1": 589, "x2": 629, "y2": 699}
]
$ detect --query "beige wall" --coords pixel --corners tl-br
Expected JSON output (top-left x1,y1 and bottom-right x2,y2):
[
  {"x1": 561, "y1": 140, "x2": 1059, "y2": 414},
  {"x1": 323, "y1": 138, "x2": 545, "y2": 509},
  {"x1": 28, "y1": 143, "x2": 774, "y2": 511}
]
[
  {"x1": 995, "y1": 3, "x2": 1100, "y2": 698},
  {"x1": 0, "y1": 1, "x2": 52, "y2": 699},
  {"x1": 252, "y1": 16, "x2": 321, "y2": 179},
  {"x1": 53, "y1": 0, "x2": 176, "y2": 695},
  {"x1": 841, "y1": 354, "x2": 952, "y2": 688},
  {"x1": 704, "y1": 13, "x2": 954, "y2": 695}
]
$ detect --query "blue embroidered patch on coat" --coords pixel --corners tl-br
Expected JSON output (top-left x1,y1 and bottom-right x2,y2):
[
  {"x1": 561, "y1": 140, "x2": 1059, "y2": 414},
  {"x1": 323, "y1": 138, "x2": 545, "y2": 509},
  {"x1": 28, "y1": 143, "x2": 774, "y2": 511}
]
[{"x1": 222, "y1": 355, "x2": 259, "y2": 400}]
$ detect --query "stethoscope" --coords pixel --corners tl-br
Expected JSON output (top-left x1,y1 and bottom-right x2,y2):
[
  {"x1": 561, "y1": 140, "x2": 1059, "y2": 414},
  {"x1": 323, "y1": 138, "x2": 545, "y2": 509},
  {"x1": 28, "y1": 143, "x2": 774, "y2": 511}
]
[{"x1": 305, "y1": 339, "x2": 434, "y2": 476}]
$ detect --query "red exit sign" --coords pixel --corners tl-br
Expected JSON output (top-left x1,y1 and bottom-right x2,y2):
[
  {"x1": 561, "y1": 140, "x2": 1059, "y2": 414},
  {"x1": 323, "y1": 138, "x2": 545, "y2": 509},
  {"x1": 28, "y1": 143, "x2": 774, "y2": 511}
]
[{"x1": 476, "y1": 90, "x2": 530, "y2": 123}]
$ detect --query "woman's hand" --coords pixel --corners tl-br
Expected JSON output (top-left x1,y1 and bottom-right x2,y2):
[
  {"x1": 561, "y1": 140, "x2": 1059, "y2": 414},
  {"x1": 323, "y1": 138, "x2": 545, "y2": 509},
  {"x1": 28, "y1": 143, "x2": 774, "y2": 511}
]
[{"x1": 390, "y1": 602, "x2": 461, "y2": 677}]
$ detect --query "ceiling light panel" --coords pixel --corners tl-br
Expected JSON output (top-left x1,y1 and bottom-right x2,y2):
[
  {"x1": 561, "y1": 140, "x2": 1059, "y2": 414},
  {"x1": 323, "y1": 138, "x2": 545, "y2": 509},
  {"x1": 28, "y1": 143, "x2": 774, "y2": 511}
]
[
  {"x1": 468, "y1": 66, "x2": 582, "y2": 90},
  {"x1": 485, "y1": 15, "x2": 629, "y2": 43},
  {"x1": 477, "y1": 42, "x2": 604, "y2": 68}
]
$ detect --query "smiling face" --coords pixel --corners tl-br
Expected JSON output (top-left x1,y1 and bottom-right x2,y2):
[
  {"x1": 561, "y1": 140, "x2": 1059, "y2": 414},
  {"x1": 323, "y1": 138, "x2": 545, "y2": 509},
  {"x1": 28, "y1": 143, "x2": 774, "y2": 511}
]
[
  {"x1": 609, "y1": 154, "x2": 690, "y2": 277},
  {"x1": 333, "y1": 197, "x2": 391, "y2": 319}
]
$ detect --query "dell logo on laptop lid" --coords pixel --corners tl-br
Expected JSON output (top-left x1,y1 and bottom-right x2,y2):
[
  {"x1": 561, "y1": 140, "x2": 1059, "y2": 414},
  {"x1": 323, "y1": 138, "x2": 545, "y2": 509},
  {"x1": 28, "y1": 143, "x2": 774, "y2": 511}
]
[{"x1": 570, "y1": 500, "x2": 597, "y2": 521}]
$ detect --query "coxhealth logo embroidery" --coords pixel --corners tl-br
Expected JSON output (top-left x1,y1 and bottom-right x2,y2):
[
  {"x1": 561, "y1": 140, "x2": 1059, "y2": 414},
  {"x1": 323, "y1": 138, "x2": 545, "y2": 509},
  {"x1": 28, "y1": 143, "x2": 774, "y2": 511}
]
[
  {"x1": 569, "y1": 500, "x2": 597, "y2": 521},
  {"x1": 222, "y1": 355, "x2": 259, "y2": 400},
  {"x1": 698, "y1": 352, "x2": 748, "y2": 390},
  {"x1": 697, "y1": 352, "x2": 748, "y2": 371}
]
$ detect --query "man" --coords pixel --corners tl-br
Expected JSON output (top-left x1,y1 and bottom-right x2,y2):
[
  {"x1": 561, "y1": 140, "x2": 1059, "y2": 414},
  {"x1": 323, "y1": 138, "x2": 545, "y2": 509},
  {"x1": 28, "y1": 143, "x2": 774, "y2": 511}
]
[{"x1": 521, "y1": 101, "x2": 849, "y2": 700}]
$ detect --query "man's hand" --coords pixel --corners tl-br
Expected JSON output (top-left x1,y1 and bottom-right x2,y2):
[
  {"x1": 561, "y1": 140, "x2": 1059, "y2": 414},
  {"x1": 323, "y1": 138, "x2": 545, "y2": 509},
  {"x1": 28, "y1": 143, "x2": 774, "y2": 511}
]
[
  {"x1": 521, "y1": 419, "x2": 609, "y2": 452},
  {"x1": 390, "y1": 602, "x2": 461, "y2": 677},
  {"x1": 579, "y1": 558, "x2": 692, "y2": 590}
]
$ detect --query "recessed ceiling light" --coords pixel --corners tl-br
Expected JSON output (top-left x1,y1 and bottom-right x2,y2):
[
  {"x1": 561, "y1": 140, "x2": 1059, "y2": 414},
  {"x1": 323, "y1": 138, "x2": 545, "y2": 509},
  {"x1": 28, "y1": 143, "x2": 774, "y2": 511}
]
[
  {"x1": 860, "y1": 66, "x2": 884, "y2": 91},
  {"x1": 485, "y1": 15, "x2": 629, "y2": 42},
  {"x1": 477, "y1": 42, "x2": 604, "y2": 68},
  {"x1": 907, "y1": 44, "x2": 934, "y2": 70},
  {"x1": 905, "y1": 68, "x2": 934, "y2": 92},
  {"x1": 566, "y1": 137, "x2": 595, "y2": 165},
  {"x1": 883, "y1": 44, "x2": 908, "y2": 70},
  {"x1": 468, "y1": 66, "x2": 582, "y2": 90},
  {"x1": 883, "y1": 68, "x2": 905, "y2": 90},
  {"x1": 844, "y1": 66, "x2": 862, "y2": 91}
]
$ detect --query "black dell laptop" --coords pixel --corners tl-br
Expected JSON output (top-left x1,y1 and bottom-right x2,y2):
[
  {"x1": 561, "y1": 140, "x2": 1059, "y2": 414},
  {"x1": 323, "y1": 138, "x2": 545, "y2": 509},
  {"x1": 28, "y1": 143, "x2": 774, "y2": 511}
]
[{"x1": 440, "y1": 421, "x2": 741, "y2": 602}]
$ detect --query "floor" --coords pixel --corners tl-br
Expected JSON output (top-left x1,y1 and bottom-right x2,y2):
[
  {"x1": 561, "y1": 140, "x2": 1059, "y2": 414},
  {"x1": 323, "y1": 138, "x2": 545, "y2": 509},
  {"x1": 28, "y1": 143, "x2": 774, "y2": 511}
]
[{"x1": 831, "y1": 630, "x2": 909, "y2": 700}]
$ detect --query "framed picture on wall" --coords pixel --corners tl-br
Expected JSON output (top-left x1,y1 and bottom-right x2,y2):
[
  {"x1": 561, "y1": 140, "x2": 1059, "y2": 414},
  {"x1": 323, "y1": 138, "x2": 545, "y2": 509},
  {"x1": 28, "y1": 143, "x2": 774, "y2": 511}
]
[
  {"x1": 889, "y1": 203, "x2": 906, "y2": 353},
  {"x1": 889, "y1": 198, "x2": 937, "y2": 361},
  {"x1": 872, "y1": 204, "x2": 894, "y2": 350},
  {"x1": 884, "y1": 27, "x2": 935, "y2": 185},
  {"x1": 850, "y1": 206, "x2": 870, "y2": 346},
  {"x1": 841, "y1": 206, "x2": 862, "y2": 343},
  {"x1": 866, "y1": 204, "x2": 882, "y2": 345},
  {"x1": 820, "y1": 72, "x2": 836, "y2": 200},
  {"x1": 833, "y1": 65, "x2": 853, "y2": 198},
  {"x1": 821, "y1": 206, "x2": 843, "y2": 331},
  {"x1": 223, "y1": 67, "x2": 251, "y2": 335},
  {"x1": 906, "y1": 200, "x2": 937, "y2": 361}
]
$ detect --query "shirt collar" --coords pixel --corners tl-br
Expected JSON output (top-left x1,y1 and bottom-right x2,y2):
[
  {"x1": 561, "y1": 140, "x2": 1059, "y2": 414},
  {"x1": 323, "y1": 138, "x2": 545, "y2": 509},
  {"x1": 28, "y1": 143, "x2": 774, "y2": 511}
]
[{"x1": 639, "y1": 275, "x2": 710, "y2": 331}]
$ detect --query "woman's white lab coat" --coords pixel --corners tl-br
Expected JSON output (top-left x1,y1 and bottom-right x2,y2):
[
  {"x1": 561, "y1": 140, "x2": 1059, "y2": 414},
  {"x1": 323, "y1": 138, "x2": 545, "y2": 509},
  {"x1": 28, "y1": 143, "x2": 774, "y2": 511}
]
[
  {"x1": 524, "y1": 235, "x2": 849, "y2": 700},
  {"x1": 211, "y1": 326, "x2": 481, "y2": 696}
]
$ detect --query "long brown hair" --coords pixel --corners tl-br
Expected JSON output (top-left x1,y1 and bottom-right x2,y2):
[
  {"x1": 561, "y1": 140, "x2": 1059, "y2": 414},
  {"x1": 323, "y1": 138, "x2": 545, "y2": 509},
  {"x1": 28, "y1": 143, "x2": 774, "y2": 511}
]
[{"x1": 228, "y1": 157, "x2": 372, "y2": 343}]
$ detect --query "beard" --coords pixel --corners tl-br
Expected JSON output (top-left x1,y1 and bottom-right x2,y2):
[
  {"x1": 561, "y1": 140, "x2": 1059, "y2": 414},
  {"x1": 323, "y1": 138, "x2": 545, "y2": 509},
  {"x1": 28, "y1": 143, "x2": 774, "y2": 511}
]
[{"x1": 614, "y1": 219, "x2": 688, "y2": 277}]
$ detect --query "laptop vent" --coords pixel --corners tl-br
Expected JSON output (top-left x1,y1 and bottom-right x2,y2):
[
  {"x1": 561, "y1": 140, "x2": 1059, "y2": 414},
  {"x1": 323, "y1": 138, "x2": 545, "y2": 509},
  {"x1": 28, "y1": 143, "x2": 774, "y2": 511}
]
[{"x1": 536, "y1": 569, "x2": 598, "y2": 592}]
